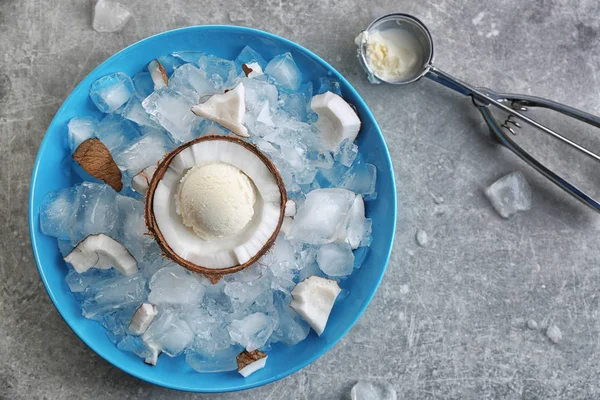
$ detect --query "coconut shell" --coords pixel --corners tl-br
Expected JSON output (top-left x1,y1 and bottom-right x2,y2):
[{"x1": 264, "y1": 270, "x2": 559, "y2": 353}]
[
  {"x1": 155, "y1": 60, "x2": 168, "y2": 85},
  {"x1": 241, "y1": 64, "x2": 253, "y2": 77},
  {"x1": 144, "y1": 135, "x2": 287, "y2": 283},
  {"x1": 72, "y1": 138, "x2": 123, "y2": 192},
  {"x1": 236, "y1": 349, "x2": 267, "y2": 371}
]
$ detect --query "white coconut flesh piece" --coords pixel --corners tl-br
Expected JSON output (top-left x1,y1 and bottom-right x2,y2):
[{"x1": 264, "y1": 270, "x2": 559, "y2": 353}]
[
  {"x1": 336, "y1": 193, "x2": 366, "y2": 249},
  {"x1": 147, "y1": 136, "x2": 286, "y2": 273},
  {"x1": 191, "y1": 83, "x2": 249, "y2": 138},
  {"x1": 148, "y1": 59, "x2": 168, "y2": 90},
  {"x1": 128, "y1": 303, "x2": 158, "y2": 335},
  {"x1": 236, "y1": 349, "x2": 268, "y2": 377},
  {"x1": 131, "y1": 165, "x2": 157, "y2": 194},
  {"x1": 290, "y1": 275, "x2": 341, "y2": 336},
  {"x1": 284, "y1": 199, "x2": 296, "y2": 217},
  {"x1": 280, "y1": 216, "x2": 293, "y2": 236},
  {"x1": 144, "y1": 342, "x2": 161, "y2": 366},
  {"x1": 311, "y1": 91, "x2": 361, "y2": 151},
  {"x1": 242, "y1": 62, "x2": 264, "y2": 78},
  {"x1": 64, "y1": 233, "x2": 138, "y2": 276}
]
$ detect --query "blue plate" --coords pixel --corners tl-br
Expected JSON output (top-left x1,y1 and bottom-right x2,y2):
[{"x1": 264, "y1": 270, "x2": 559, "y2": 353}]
[{"x1": 28, "y1": 25, "x2": 397, "y2": 393}]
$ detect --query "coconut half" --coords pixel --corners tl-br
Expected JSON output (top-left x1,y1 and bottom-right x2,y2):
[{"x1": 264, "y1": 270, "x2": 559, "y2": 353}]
[
  {"x1": 145, "y1": 135, "x2": 287, "y2": 282},
  {"x1": 64, "y1": 233, "x2": 138, "y2": 275}
]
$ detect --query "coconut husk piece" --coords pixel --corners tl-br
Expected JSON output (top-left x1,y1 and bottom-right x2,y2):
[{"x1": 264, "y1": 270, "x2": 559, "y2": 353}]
[
  {"x1": 72, "y1": 138, "x2": 123, "y2": 192},
  {"x1": 236, "y1": 349, "x2": 267, "y2": 371}
]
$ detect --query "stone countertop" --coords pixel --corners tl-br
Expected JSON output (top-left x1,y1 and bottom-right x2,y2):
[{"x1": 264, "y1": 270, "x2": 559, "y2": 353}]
[{"x1": 2, "y1": 0, "x2": 600, "y2": 399}]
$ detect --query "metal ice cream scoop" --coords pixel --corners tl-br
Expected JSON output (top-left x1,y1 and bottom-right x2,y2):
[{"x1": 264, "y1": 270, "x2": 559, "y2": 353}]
[{"x1": 357, "y1": 13, "x2": 600, "y2": 212}]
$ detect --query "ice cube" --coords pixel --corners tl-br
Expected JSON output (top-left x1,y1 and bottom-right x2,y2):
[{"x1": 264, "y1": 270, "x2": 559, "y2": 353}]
[
  {"x1": 350, "y1": 381, "x2": 397, "y2": 400},
  {"x1": 132, "y1": 71, "x2": 154, "y2": 99},
  {"x1": 148, "y1": 265, "x2": 205, "y2": 306},
  {"x1": 340, "y1": 159, "x2": 377, "y2": 196},
  {"x1": 143, "y1": 309, "x2": 194, "y2": 357},
  {"x1": 117, "y1": 335, "x2": 156, "y2": 359},
  {"x1": 101, "y1": 305, "x2": 138, "y2": 342},
  {"x1": 185, "y1": 346, "x2": 240, "y2": 373},
  {"x1": 142, "y1": 87, "x2": 197, "y2": 143},
  {"x1": 265, "y1": 53, "x2": 302, "y2": 91},
  {"x1": 182, "y1": 307, "x2": 230, "y2": 351},
  {"x1": 167, "y1": 63, "x2": 215, "y2": 103},
  {"x1": 197, "y1": 55, "x2": 238, "y2": 89},
  {"x1": 190, "y1": 119, "x2": 232, "y2": 138},
  {"x1": 67, "y1": 117, "x2": 98, "y2": 153},
  {"x1": 89, "y1": 72, "x2": 134, "y2": 113},
  {"x1": 74, "y1": 182, "x2": 119, "y2": 241},
  {"x1": 317, "y1": 77, "x2": 343, "y2": 97},
  {"x1": 235, "y1": 46, "x2": 268, "y2": 71},
  {"x1": 317, "y1": 242, "x2": 354, "y2": 277},
  {"x1": 94, "y1": 114, "x2": 141, "y2": 152},
  {"x1": 484, "y1": 171, "x2": 532, "y2": 218},
  {"x1": 228, "y1": 312, "x2": 275, "y2": 351},
  {"x1": 278, "y1": 82, "x2": 312, "y2": 121},
  {"x1": 65, "y1": 267, "x2": 116, "y2": 293},
  {"x1": 81, "y1": 274, "x2": 147, "y2": 319},
  {"x1": 415, "y1": 229, "x2": 429, "y2": 247},
  {"x1": 92, "y1": 0, "x2": 132, "y2": 33},
  {"x1": 157, "y1": 54, "x2": 184, "y2": 75},
  {"x1": 112, "y1": 128, "x2": 174, "y2": 176},
  {"x1": 244, "y1": 78, "x2": 279, "y2": 115},
  {"x1": 287, "y1": 188, "x2": 356, "y2": 244},
  {"x1": 114, "y1": 195, "x2": 156, "y2": 261},
  {"x1": 335, "y1": 138, "x2": 358, "y2": 167},
  {"x1": 224, "y1": 267, "x2": 271, "y2": 308},
  {"x1": 261, "y1": 237, "x2": 297, "y2": 292},
  {"x1": 40, "y1": 186, "x2": 79, "y2": 241},
  {"x1": 120, "y1": 97, "x2": 160, "y2": 128},
  {"x1": 171, "y1": 51, "x2": 205, "y2": 65},
  {"x1": 270, "y1": 293, "x2": 310, "y2": 346}
]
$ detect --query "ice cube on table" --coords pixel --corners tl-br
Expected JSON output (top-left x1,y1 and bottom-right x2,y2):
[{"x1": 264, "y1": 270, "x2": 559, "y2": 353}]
[
  {"x1": 120, "y1": 97, "x2": 160, "y2": 128},
  {"x1": 197, "y1": 55, "x2": 238, "y2": 90},
  {"x1": 167, "y1": 63, "x2": 215, "y2": 103},
  {"x1": 317, "y1": 242, "x2": 355, "y2": 277},
  {"x1": 94, "y1": 114, "x2": 141, "y2": 152},
  {"x1": 340, "y1": 159, "x2": 377, "y2": 196},
  {"x1": 142, "y1": 87, "x2": 197, "y2": 143},
  {"x1": 81, "y1": 274, "x2": 147, "y2": 319},
  {"x1": 148, "y1": 265, "x2": 205, "y2": 306},
  {"x1": 112, "y1": 128, "x2": 174, "y2": 177},
  {"x1": 65, "y1": 267, "x2": 116, "y2": 293},
  {"x1": 350, "y1": 381, "x2": 397, "y2": 400},
  {"x1": 92, "y1": 0, "x2": 132, "y2": 33},
  {"x1": 335, "y1": 138, "x2": 358, "y2": 167},
  {"x1": 132, "y1": 71, "x2": 154, "y2": 99},
  {"x1": 265, "y1": 52, "x2": 302, "y2": 91},
  {"x1": 142, "y1": 309, "x2": 194, "y2": 357},
  {"x1": 484, "y1": 171, "x2": 532, "y2": 218},
  {"x1": 317, "y1": 77, "x2": 343, "y2": 97},
  {"x1": 185, "y1": 346, "x2": 240, "y2": 373},
  {"x1": 67, "y1": 117, "x2": 98, "y2": 153},
  {"x1": 89, "y1": 72, "x2": 134, "y2": 113},
  {"x1": 235, "y1": 46, "x2": 268, "y2": 71},
  {"x1": 228, "y1": 312, "x2": 275, "y2": 351},
  {"x1": 287, "y1": 188, "x2": 356, "y2": 244}
]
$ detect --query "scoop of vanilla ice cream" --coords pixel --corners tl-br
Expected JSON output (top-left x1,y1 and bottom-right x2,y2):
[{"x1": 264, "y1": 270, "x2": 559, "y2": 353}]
[
  {"x1": 176, "y1": 162, "x2": 257, "y2": 240},
  {"x1": 364, "y1": 29, "x2": 420, "y2": 82}
]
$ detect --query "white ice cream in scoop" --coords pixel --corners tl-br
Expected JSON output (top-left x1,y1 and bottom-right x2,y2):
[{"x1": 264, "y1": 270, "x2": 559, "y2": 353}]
[{"x1": 176, "y1": 162, "x2": 257, "y2": 240}]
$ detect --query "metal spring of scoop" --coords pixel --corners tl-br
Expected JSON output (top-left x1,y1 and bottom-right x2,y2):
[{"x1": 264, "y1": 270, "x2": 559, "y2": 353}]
[{"x1": 472, "y1": 89, "x2": 600, "y2": 212}]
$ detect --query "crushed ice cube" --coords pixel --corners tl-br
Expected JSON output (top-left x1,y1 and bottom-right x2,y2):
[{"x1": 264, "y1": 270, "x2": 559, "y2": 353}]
[
  {"x1": 317, "y1": 77, "x2": 343, "y2": 97},
  {"x1": 224, "y1": 267, "x2": 271, "y2": 308},
  {"x1": 142, "y1": 87, "x2": 197, "y2": 142},
  {"x1": 171, "y1": 51, "x2": 205, "y2": 65},
  {"x1": 81, "y1": 274, "x2": 147, "y2": 319},
  {"x1": 92, "y1": 0, "x2": 132, "y2": 33},
  {"x1": 261, "y1": 237, "x2": 297, "y2": 292},
  {"x1": 350, "y1": 381, "x2": 397, "y2": 400},
  {"x1": 157, "y1": 54, "x2": 183, "y2": 75},
  {"x1": 190, "y1": 119, "x2": 231, "y2": 138},
  {"x1": 143, "y1": 309, "x2": 194, "y2": 357},
  {"x1": 167, "y1": 63, "x2": 215, "y2": 102},
  {"x1": 236, "y1": 46, "x2": 268, "y2": 71},
  {"x1": 114, "y1": 195, "x2": 156, "y2": 261},
  {"x1": 40, "y1": 186, "x2": 79, "y2": 241},
  {"x1": 546, "y1": 324, "x2": 562, "y2": 344},
  {"x1": 228, "y1": 312, "x2": 274, "y2": 351},
  {"x1": 94, "y1": 114, "x2": 141, "y2": 152},
  {"x1": 148, "y1": 265, "x2": 205, "y2": 306},
  {"x1": 265, "y1": 53, "x2": 302, "y2": 91},
  {"x1": 335, "y1": 138, "x2": 358, "y2": 167},
  {"x1": 89, "y1": 72, "x2": 134, "y2": 113},
  {"x1": 279, "y1": 82, "x2": 312, "y2": 121},
  {"x1": 484, "y1": 171, "x2": 532, "y2": 218},
  {"x1": 340, "y1": 159, "x2": 377, "y2": 196},
  {"x1": 287, "y1": 188, "x2": 356, "y2": 244},
  {"x1": 67, "y1": 117, "x2": 98, "y2": 153},
  {"x1": 317, "y1": 242, "x2": 354, "y2": 277},
  {"x1": 112, "y1": 128, "x2": 174, "y2": 176},
  {"x1": 270, "y1": 293, "x2": 310, "y2": 346},
  {"x1": 120, "y1": 97, "x2": 160, "y2": 128},
  {"x1": 132, "y1": 71, "x2": 154, "y2": 99},
  {"x1": 197, "y1": 55, "x2": 238, "y2": 90},
  {"x1": 415, "y1": 229, "x2": 429, "y2": 247},
  {"x1": 117, "y1": 335, "x2": 156, "y2": 359},
  {"x1": 185, "y1": 346, "x2": 239, "y2": 373},
  {"x1": 65, "y1": 267, "x2": 116, "y2": 293}
]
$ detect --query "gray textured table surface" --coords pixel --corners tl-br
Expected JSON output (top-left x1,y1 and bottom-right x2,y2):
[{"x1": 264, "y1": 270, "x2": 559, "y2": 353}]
[{"x1": 2, "y1": 0, "x2": 600, "y2": 399}]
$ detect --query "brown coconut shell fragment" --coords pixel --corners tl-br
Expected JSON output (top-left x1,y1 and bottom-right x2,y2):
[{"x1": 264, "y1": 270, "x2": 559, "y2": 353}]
[
  {"x1": 72, "y1": 138, "x2": 123, "y2": 192},
  {"x1": 236, "y1": 349, "x2": 267, "y2": 371},
  {"x1": 144, "y1": 135, "x2": 287, "y2": 284},
  {"x1": 241, "y1": 64, "x2": 253, "y2": 77}
]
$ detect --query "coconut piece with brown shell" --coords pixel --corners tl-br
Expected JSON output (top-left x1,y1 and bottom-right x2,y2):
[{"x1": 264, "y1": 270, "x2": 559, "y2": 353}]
[
  {"x1": 236, "y1": 349, "x2": 268, "y2": 377},
  {"x1": 144, "y1": 135, "x2": 287, "y2": 283},
  {"x1": 72, "y1": 138, "x2": 123, "y2": 192}
]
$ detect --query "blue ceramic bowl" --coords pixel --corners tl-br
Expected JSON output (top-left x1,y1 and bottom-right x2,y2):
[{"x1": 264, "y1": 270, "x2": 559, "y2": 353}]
[{"x1": 28, "y1": 26, "x2": 397, "y2": 393}]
